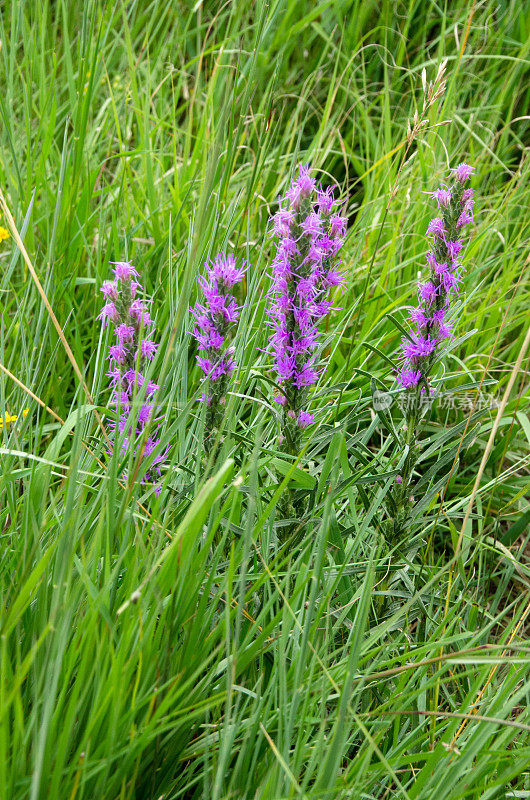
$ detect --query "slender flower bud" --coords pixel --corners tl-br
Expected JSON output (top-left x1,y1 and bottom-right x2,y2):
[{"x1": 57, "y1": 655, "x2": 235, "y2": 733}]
[{"x1": 98, "y1": 260, "x2": 168, "y2": 494}]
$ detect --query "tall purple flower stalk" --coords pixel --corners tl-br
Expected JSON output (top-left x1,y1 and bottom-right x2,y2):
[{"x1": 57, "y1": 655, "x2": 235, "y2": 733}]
[
  {"x1": 268, "y1": 164, "x2": 346, "y2": 455},
  {"x1": 388, "y1": 163, "x2": 475, "y2": 541},
  {"x1": 190, "y1": 252, "x2": 245, "y2": 450},
  {"x1": 397, "y1": 162, "x2": 475, "y2": 392},
  {"x1": 98, "y1": 260, "x2": 168, "y2": 494}
]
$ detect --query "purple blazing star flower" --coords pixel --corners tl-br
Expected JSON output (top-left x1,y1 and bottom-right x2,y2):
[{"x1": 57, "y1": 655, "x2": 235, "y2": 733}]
[
  {"x1": 108, "y1": 343, "x2": 127, "y2": 363},
  {"x1": 197, "y1": 355, "x2": 235, "y2": 381},
  {"x1": 437, "y1": 321, "x2": 454, "y2": 340},
  {"x1": 145, "y1": 381, "x2": 159, "y2": 396},
  {"x1": 107, "y1": 366, "x2": 122, "y2": 384},
  {"x1": 123, "y1": 368, "x2": 143, "y2": 387},
  {"x1": 206, "y1": 252, "x2": 247, "y2": 289},
  {"x1": 274, "y1": 204, "x2": 295, "y2": 236},
  {"x1": 98, "y1": 259, "x2": 168, "y2": 493},
  {"x1": 293, "y1": 362, "x2": 320, "y2": 389},
  {"x1": 101, "y1": 281, "x2": 119, "y2": 300},
  {"x1": 446, "y1": 240, "x2": 463, "y2": 260},
  {"x1": 451, "y1": 162, "x2": 474, "y2": 184},
  {"x1": 267, "y1": 163, "x2": 346, "y2": 448},
  {"x1": 111, "y1": 390, "x2": 130, "y2": 408},
  {"x1": 410, "y1": 307, "x2": 429, "y2": 328},
  {"x1": 195, "y1": 329, "x2": 225, "y2": 350},
  {"x1": 441, "y1": 270, "x2": 460, "y2": 294},
  {"x1": 190, "y1": 252, "x2": 245, "y2": 443},
  {"x1": 111, "y1": 260, "x2": 140, "y2": 282},
  {"x1": 300, "y1": 212, "x2": 323, "y2": 238},
  {"x1": 137, "y1": 404, "x2": 153, "y2": 427},
  {"x1": 418, "y1": 281, "x2": 438, "y2": 307},
  {"x1": 395, "y1": 162, "x2": 475, "y2": 398},
  {"x1": 462, "y1": 188, "x2": 475, "y2": 205},
  {"x1": 136, "y1": 311, "x2": 154, "y2": 330},
  {"x1": 397, "y1": 369, "x2": 422, "y2": 388},
  {"x1": 456, "y1": 209, "x2": 473, "y2": 228},
  {"x1": 431, "y1": 188, "x2": 452, "y2": 208},
  {"x1": 434, "y1": 260, "x2": 450, "y2": 277},
  {"x1": 427, "y1": 217, "x2": 447, "y2": 238},
  {"x1": 430, "y1": 308, "x2": 447, "y2": 325},
  {"x1": 116, "y1": 324, "x2": 135, "y2": 344},
  {"x1": 329, "y1": 214, "x2": 348, "y2": 238},
  {"x1": 285, "y1": 164, "x2": 317, "y2": 209},
  {"x1": 98, "y1": 302, "x2": 120, "y2": 327},
  {"x1": 139, "y1": 339, "x2": 158, "y2": 360},
  {"x1": 297, "y1": 164, "x2": 317, "y2": 198},
  {"x1": 316, "y1": 186, "x2": 335, "y2": 215},
  {"x1": 130, "y1": 280, "x2": 142, "y2": 298},
  {"x1": 402, "y1": 333, "x2": 437, "y2": 362},
  {"x1": 129, "y1": 299, "x2": 145, "y2": 317},
  {"x1": 297, "y1": 411, "x2": 314, "y2": 428}
]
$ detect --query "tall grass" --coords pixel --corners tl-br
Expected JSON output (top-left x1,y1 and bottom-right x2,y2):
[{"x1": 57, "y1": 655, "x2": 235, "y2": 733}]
[{"x1": 1, "y1": 1, "x2": 529, "y2": 798}]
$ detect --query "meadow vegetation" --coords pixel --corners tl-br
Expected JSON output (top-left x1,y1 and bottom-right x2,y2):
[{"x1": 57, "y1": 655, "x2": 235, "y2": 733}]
[{"x1": 1, "y1": 1, "x2": 529, "y2": 798}]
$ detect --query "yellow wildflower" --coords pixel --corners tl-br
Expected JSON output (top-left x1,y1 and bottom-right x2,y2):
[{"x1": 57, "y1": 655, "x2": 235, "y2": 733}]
[
  {"x1": 0, "y1": 408, "x2": 29, "y2": 428},
  {"x1": 0, "y1": 226, "x2": 10, "y2": 242}
]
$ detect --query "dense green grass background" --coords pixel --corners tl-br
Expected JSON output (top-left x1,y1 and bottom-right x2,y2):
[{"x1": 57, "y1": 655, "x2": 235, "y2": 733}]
[{"x1": 1, "y1": 1, "x2": 529, "y2": 798}]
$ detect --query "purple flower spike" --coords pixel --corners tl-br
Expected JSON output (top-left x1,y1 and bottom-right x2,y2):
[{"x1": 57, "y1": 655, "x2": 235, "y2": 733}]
[
  {"x1": 387, "y1": 164, "x2": 475, "y2": 543},
  {"x1": 190, "y1": 252, "x2": 245, "y2": 446},
  {"x1": 395, "y1": 162, "x2": 475, "y2": 398},
  {"x1": 98, "y1": 259, "x2": 168, "y2": 494},
  {"x1": 267, "y1": 163, "x2": 346, "y2": 454}
]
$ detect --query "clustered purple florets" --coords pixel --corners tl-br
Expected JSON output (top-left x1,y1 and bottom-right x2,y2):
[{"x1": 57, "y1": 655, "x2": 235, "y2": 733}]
[
  {"x1": 98, "y1": 260, "x2": 168, "y2": 494},
  {"x1": 397, "y1": 163, "x2": 475, "y2": 391},
  {"x1": 190, "y1": 252, "x2": 245, "y2": 438},
  {"x1": 268, "y1": 164, "x2": 346, "y2": 451}
]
